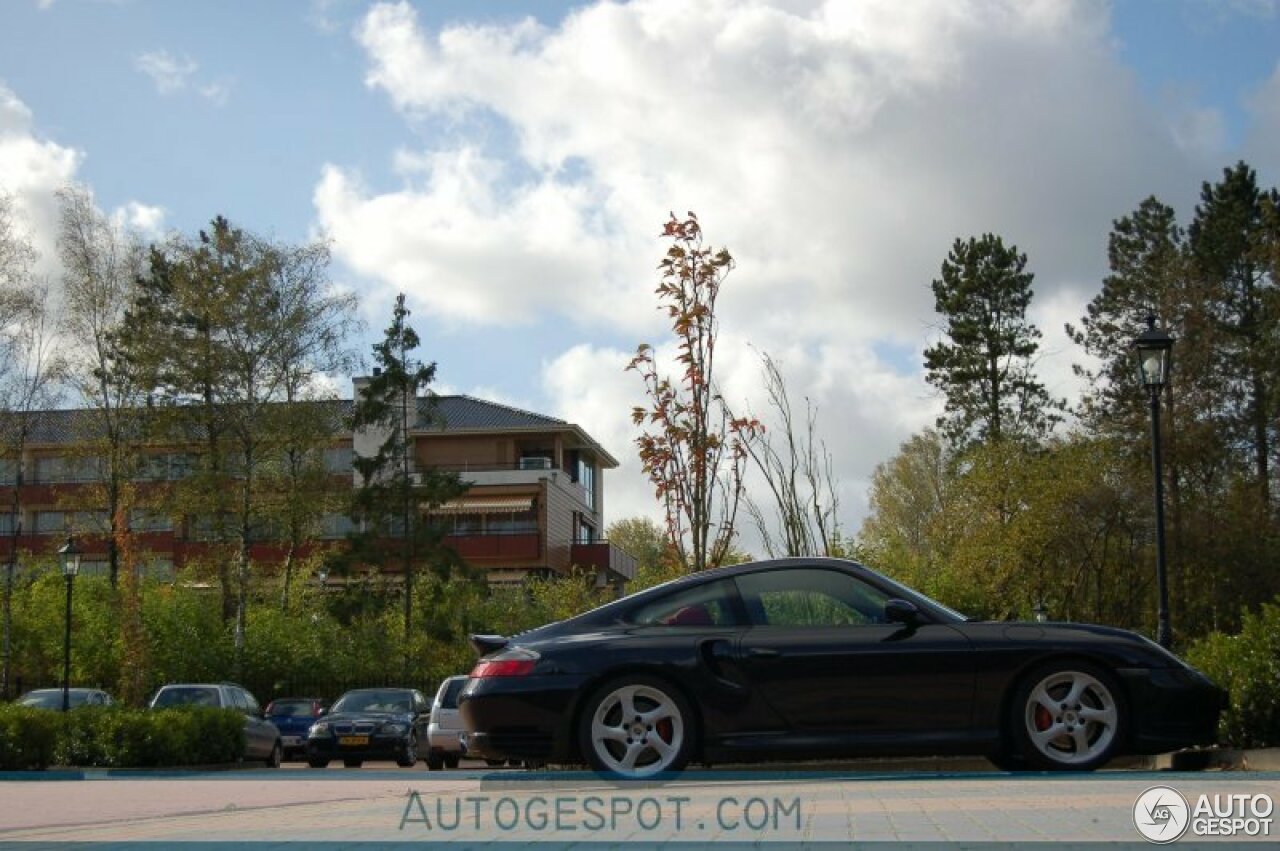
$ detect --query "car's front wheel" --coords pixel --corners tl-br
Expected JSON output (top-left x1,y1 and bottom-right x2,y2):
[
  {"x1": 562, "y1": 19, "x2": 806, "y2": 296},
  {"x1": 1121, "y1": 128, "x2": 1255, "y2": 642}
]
[
  {"x1": 307, "y1": 757, "x2": 329, "y2": 769},
  {"x1": 1010, "y1": 661, "x2": 1125, "y2": 771},
  {"x1": 396, "y1": 735, "x2": 418, "y2": 768},
  {"x1": 578, "y1": 675, "x2": 694, "y2": 778},
  {"x1": 343, "y1": 758, "x2": 363, "y2": 768}
]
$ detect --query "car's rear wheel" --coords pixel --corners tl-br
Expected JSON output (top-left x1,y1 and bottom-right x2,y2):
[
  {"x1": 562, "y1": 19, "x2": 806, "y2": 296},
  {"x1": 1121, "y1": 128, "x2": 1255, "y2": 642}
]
[
  {"x1": 265, "y1": 741, "x2": 282, "y2": 769},
  {"x1": 396, "y1": 735, "x2": 418, "y2": 768},
  {"x1": 444, "y1": 754, "x2": 460, "y2": 769},
  {"x1": 578, "y1": 675, "x2": 694, "y2": 778},
  {"x1": 343, "y1": 758, "x2": 363, "y2": 768},
  {"x1": 426, "y1": 751, "x2": 444, "y2": 770},
  {"x1": 1010, "y1": 661, "x2": 1125, "y2": 771}
]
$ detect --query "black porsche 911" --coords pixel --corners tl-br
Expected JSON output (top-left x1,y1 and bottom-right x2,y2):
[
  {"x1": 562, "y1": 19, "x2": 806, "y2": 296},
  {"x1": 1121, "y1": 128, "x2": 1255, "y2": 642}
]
[{"x1": 459, "y1": 558, "x2": 1225, "y2": 778}]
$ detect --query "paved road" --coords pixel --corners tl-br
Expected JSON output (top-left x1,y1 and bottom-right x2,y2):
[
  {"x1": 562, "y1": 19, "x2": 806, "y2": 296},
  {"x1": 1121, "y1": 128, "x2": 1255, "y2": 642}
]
[{"x1": 2, "y1": 763, "x2": 1278, "y2": 845}]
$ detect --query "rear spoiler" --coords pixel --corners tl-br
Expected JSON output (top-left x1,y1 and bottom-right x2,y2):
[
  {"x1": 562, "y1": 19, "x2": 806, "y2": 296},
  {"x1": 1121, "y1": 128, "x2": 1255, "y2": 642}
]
[{"x1": 470, "y1": 634, "x2": 509, "y2": 656}]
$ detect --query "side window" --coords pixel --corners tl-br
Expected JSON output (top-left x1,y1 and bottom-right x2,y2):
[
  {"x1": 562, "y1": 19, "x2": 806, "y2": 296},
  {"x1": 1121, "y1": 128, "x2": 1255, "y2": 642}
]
[
  {"x1": 735, "y1": 568, "x2": 892, "y2": 627},
  {"x1": 241, "y1": 690, "x2": 261, "y2": 714},
  {"x1": 228, "y1": 688, "x2": 248, "y2": 711},
  {"x1": 628, "y1": 579, "x2": 740, "y2": 627}
]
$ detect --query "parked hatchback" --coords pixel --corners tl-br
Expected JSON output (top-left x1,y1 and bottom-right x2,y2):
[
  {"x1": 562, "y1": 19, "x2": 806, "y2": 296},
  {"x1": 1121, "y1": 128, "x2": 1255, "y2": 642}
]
[
  {"x1": 426, "y1": 676, "x2": 468, "y2": 770},
  {"x1": 149, "y1": 683, "x2": 282, "y2": 767}
]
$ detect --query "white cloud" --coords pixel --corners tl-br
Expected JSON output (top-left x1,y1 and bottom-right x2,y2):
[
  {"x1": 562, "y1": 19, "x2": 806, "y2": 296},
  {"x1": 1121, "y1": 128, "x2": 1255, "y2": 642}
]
[
  {"x1": 134, "y1": 49, "x2": 198, "y2": 95},
  {"x1": 0, "y1": 83, "x2": 82, "y2": 275},
  {"x1": 319, "y1": 0, "x2": 1276, "y2": 534},
  {"x1": 110, "y1": 200, "x2": 167, "y2": 239}
]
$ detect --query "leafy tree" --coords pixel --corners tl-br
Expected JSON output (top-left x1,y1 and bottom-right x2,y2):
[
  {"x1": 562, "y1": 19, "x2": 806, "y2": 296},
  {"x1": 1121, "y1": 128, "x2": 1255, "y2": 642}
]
[
  {"x1": 0, "y1": 199, "x2": 64, "y2": 698},
  {"x1": 629, "y1": 212, "x2": 761, "y2": 572},
  {"x1": 347, "y1": 293, "x2": 466, "y2": 678},
  {"x1": 924, "y1": 234, "x2": 1061, "y2": 449},
  {"x1": 121, "y1": 216, "x2": 357, "y2": 675},
  {"x1": 1188, "y1": 161, "x2": 1280, "y2": 507}
]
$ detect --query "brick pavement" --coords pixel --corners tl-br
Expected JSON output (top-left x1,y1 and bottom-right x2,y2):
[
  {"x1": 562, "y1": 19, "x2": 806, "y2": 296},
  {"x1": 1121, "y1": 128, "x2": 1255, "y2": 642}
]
[{"x1": 0, "y1": 769, "x2": 1276, "y2": 845}]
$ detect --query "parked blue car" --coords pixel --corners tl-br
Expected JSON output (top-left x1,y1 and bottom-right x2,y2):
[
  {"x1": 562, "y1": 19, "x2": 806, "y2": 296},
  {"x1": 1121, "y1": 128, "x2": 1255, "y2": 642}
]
[{"x1": 265, "y1": 697, "x2": 327, "y2": 761}]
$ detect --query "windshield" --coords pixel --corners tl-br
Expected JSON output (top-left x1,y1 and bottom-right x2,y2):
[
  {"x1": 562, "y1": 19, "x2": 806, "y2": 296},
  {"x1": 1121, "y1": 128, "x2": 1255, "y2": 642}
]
[
  {"x1": 268, "y1": 699, "x2": 319, "y2": 717},
  {"x1": 19, "y1": 690, "x2": 90, "y2": 709},
  {"x1": 331, "y1": 690, "x2": 412, "y2": 714},
  {"x1": 152, "y1": 686, "x2": 219, "y2": 708}
]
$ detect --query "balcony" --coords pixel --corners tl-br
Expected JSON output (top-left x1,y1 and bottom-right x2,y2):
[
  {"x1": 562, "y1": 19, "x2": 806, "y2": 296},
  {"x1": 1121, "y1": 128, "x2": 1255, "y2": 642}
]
[
  {"x1": 444, "y1": 532, "x2": 541, "y2": 562},
  {"x1": 429, "y1": 460, "x2": 573, "y2": 489},
  {"x1": 571, "y1": 541, "x2": 637, "y2": 581}
]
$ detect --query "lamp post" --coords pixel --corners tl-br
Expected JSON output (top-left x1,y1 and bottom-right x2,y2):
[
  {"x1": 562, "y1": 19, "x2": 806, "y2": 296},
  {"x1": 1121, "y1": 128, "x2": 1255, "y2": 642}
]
[
  {"x1": 57, "y1": 536, "x2": 81, "y2": 712},
  {"x1": 1133, "y1": 315, "x2": 1175, "y2": 648}
]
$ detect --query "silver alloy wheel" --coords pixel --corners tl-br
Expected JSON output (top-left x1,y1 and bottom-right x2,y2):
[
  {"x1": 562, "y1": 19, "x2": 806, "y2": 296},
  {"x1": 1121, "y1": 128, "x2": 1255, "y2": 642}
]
[
  {"x1": 588, "y1": 682, "x2": 685, "y2": 778},
  {"x1": 1022, "y1": 669, "x2": 1119, "y2": 766}
]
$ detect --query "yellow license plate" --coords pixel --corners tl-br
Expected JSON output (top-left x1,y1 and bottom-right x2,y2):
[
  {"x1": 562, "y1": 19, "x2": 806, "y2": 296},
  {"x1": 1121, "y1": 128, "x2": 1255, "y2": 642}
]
[{"x1": 338, "y1": 736, "x2": 369, "y2": 746}]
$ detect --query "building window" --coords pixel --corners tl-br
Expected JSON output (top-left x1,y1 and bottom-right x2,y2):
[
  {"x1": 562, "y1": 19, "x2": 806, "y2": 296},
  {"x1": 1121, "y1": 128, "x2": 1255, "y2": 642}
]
[
  {"x1": 576, "y1": 516, "x2": 596, "y2": 545},
  {"x1": 318, "y1": 513, "x2": 355, "y2": 539},
  {"x1": 34, "y1": 510, "x2": 108, "y2": 535},
  {"x1": 129, "y1": 509, "x2": 173, "y2": 533},
  {"x1": 323, "y1": 446, "x2": 354, "y2": 474},
  {"x1": 576, "y1": 456, "x2": 596, "y2": 508},
  {"x1": 0, "y1": 514, "x2": 16, "y2": 535},
  {"x1": 0, "y1": 459, "x2": 16, "y2": 485},
  {"x1": 34, "y1": 456, "x2": 105, "y2": 484}
]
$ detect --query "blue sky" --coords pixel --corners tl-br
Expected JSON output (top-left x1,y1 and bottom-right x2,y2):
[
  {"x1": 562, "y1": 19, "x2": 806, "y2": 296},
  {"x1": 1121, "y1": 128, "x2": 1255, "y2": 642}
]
[{"x1": 2, "y1": 0, "x2": 1279, "y2": 538}]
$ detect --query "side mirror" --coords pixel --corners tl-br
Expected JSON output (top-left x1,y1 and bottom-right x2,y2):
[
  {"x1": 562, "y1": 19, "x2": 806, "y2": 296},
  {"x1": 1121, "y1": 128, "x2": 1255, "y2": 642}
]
[{"x1": 884, "y1": 598, "x2": 920, "y2": 625}]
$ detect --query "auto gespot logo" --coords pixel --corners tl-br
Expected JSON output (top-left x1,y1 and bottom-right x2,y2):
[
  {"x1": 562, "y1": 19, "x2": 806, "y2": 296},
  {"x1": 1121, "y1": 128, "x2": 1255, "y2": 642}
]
[{"x1": 1134, "y1": 785, "x2": 1274, "y2": 843}]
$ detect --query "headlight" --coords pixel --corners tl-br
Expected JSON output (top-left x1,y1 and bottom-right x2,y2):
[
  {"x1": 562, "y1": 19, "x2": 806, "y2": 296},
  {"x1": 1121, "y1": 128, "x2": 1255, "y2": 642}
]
[
  {"x1": 309, "y1": 722, "x2": 330, "y2": 737},
  {"x1": 382, "y1": 722, "x2": 409, "y2": 735}
]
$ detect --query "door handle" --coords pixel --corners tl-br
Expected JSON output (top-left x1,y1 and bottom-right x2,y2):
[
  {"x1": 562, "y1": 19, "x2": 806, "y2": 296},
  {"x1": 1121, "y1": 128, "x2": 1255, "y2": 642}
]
[{"x1": 745, "y1": 646, "x2": 780, "y2": 658}]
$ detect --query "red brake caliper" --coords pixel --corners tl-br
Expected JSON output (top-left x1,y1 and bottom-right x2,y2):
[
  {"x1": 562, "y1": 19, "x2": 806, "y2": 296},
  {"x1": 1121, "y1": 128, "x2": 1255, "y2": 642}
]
[{"x1": 1034, "y1": 704, "x2": 1053, "y2": 731}]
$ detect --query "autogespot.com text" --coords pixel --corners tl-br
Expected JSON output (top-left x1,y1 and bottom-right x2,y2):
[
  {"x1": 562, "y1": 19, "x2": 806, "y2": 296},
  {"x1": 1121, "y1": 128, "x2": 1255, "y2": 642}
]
[{"x1": 400, "y1": 791, "x2": 802, "y2": 838}]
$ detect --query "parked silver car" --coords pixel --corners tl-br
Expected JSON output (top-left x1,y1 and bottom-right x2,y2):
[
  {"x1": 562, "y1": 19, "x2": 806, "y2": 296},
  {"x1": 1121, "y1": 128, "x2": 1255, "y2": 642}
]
[
  {"x1": 149, "y1": 682, "x2": 282, "y2": 768},
  {"x1": 426, "y1": 676, "x2": 468, "y2": 770}
]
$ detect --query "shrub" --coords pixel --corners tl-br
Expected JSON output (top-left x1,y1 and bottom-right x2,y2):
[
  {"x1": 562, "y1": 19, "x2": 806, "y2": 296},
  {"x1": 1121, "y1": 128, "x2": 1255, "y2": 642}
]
[
  {"x1": 0, "y1": 705, "x2": 59, "y2": 769},
  {"x1": 1, "y1": 705, "x2": 246, "y2": 769},
  {"x1": 1186, "y1": 598, "x2": 1280, "y2": 748}
]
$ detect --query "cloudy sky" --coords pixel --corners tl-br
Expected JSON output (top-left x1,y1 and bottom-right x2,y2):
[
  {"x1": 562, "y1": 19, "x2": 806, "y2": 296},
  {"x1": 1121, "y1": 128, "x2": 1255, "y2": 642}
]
[{"x1": 2, "y1": 0, "x2": 1279, "y2": 548}]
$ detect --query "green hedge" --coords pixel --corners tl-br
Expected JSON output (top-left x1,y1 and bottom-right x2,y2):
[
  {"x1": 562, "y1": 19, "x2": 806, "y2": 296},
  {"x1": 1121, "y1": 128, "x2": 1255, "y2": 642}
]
[
  {"x1": 1186, "y1": 598, "x2": 1280, "y2": 748},
  {"x1": 0, "y1": 705, "x2": 246, "y2": 770}
]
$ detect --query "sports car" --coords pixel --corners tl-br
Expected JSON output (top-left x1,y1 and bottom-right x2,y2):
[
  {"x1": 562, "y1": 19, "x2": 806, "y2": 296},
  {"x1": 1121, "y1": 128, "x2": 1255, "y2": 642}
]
[{"x1": 459, "y1": 557, "x2": 1225, "y2": 778}]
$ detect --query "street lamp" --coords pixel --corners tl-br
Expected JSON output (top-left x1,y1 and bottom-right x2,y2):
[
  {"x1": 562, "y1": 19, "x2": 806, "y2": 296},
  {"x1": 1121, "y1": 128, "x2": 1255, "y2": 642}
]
[
  {"x1": 57, "y1": 536, "x2": 81, "y2": 712},
  {"x1": 1133, "y1": 315, "x2": 1175, "y2": 648}
]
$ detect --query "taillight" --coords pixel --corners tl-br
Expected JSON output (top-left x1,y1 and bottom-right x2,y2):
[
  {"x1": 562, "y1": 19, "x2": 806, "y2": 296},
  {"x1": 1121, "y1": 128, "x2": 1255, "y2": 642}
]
[{"x1": 470, "y1": 648, "x2": 539, "y2": 678}]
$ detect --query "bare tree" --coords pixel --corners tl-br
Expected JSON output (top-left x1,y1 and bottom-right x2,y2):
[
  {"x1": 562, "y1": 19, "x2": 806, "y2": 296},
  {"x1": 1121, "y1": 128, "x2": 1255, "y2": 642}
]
[
  {"x1": 740, "y1": 352, "x2": 841, "y2": 557},
  {"x1": 56, "y1": 184, "x2": 149, "y2": 588}
]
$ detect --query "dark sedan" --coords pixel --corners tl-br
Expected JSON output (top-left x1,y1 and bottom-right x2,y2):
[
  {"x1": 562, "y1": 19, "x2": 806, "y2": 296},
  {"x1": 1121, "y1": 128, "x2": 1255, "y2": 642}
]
[
  {"x1": 305, "y1": 688, "x2": 429, "y2": 768},
  {"x1": 459, "y1": 557, "x2": 1225, "y2": 778}
]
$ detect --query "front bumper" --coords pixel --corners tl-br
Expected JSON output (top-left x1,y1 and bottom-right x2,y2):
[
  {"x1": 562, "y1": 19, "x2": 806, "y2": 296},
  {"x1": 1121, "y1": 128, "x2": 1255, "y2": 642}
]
[
  {"x1": 307, "y1": 734, "x2": 411, "y2": 761},
  {"x1": 1119, "y1": 666, "x2": 1227, "y2": 754},
  {"x1": 459, "y1": 673, "x2": 588, "y2": 763}
]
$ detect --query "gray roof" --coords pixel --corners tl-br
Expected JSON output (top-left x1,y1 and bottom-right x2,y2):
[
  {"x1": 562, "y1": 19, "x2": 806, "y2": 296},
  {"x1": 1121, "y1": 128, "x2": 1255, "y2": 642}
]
[{"x1": 2, "y1": 395, "x2": 574, "y2": 446}]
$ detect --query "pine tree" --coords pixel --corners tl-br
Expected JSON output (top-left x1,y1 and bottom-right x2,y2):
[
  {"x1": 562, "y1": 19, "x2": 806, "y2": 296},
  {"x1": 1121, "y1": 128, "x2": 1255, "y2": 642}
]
[{"x1": 924, "y1": 234, "x2": 1061, "y2": 450}]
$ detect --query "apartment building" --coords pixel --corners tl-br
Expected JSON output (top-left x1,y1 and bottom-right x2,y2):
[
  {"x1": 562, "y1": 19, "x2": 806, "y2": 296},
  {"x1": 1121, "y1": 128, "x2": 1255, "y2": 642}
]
[{"x1": 0, "y1": 383, "x2": 636, "y2": 587}]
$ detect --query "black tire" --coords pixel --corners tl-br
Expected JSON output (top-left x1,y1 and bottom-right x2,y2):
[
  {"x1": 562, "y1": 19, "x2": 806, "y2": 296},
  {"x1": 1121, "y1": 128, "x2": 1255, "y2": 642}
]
[
  {"x1": 396, "y1": 735, "x2": 418, "y2": 768},
  {"x1": 577, "y1": 675, "x2": 695, "y2": 779},
  {"x1": 1009, "y1": 660, "x2": 1126, "y2": 771},
  {"x1": 426, "y1": 751, "x2": 444, "y2": 770},
  {"x1": 307, "y1": 758, "x2": 329, "y2": 769},
  {"x1": 265, "y1": 741, "x2": 283, "y2": 769},
  {"x1": 986, "y1": 751, "x2": 1028, "y2": 772},
  {"x1": 444, "y1": 754, "x2": 460, "y2": 769},
  {"x1": 485, "y1": 758, "x2": 505, "y2": 767},
  {"x1": 343, "y1": 758, "x2": 363, "y2": 768}
]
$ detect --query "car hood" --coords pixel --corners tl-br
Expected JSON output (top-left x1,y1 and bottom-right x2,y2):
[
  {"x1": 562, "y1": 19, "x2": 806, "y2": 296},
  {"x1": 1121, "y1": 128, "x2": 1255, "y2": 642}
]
[{"x1": 319, "y1": 711, "x2": 414, "y2": 725}]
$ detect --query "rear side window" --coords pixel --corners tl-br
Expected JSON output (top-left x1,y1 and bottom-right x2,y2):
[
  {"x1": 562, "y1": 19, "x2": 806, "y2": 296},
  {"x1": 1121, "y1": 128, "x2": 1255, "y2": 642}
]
[
  {"x1": 439, "y1": 678, "x2": 467, "y2": 709},
  {"x1": 627, "y1": 579, "x2": 741, "y2": 627}
]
